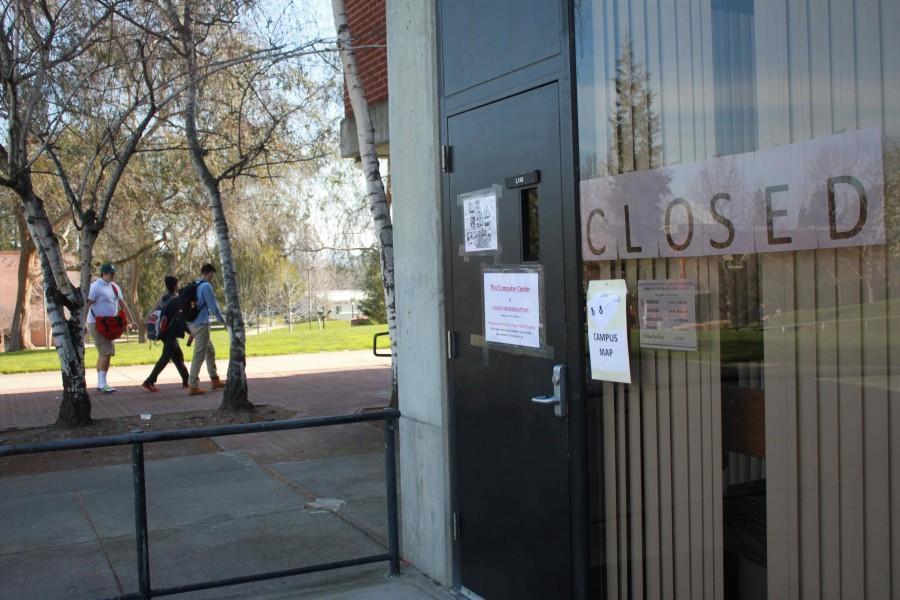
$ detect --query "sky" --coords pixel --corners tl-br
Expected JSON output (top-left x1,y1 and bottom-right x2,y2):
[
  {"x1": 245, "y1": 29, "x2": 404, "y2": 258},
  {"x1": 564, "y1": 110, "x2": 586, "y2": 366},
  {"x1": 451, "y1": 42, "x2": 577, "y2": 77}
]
[{"x1": 255, "y1": 0, "x2": 375, "y2": 258}]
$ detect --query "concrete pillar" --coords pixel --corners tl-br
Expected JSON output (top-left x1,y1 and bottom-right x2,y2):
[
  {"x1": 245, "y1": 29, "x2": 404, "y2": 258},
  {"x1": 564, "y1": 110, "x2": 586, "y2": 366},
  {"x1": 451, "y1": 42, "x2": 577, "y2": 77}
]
[{"x1": 386, "y1": 0, "x2": 451, "y2": 586}]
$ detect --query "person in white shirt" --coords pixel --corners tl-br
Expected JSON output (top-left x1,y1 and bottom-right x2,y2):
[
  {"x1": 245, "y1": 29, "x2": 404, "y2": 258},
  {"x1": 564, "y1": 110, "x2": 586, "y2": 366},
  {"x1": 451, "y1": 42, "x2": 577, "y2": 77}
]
[{"x1": 84, "y1": 263, "x2": 128, "y2": 393}]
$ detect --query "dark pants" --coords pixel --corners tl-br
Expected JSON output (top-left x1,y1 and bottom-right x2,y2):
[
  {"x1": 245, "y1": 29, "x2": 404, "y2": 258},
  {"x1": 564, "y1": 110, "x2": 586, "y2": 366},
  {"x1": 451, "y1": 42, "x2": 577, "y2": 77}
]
[{"x1": 145, "y1": 336, "x2": 189, "y2": 385}]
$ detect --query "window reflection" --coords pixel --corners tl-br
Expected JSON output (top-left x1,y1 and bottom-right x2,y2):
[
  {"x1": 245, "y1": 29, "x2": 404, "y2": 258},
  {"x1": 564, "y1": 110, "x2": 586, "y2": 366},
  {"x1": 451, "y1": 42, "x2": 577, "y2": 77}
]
[
  {"x1": 576, "y1": 0, "x2": 899, "y2": 598},
  {"x1": 607, "y1": 40, "x2": 662, "y2": 175},
  {"x1": 711, "y1": 0, "x2": 758, "y2": 156}
]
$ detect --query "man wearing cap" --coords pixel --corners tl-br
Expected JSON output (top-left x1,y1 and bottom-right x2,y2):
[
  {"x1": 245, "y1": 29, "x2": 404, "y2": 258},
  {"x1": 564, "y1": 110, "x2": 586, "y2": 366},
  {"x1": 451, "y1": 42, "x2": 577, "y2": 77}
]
[
  {"x1": 142, "y1": 275, "x2": 189, "y2": 392},
  {"x1": 85, "y1": 263, "x2": 128, "y2": 393}
]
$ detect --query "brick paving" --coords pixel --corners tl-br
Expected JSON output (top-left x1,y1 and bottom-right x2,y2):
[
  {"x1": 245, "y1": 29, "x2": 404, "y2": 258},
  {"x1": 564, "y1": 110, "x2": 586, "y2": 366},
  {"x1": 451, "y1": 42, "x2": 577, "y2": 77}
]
[{"x1": 0, "y1": 351, "x2": 392, "y2": 465}]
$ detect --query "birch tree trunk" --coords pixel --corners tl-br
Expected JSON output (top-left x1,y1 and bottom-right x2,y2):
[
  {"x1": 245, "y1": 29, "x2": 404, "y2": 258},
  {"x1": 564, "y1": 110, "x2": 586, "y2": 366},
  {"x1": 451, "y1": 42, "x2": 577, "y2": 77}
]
[
  {"x1": 6, "y1": 105, "x2": 91, "y2": 425},
  {"x1": 20, "y1": 188, "x2": 91, "y2": 425},
  {"x1": 333, "y1": 0, "x2": 399, "y2": 407},
  {"x1": 7, "y1": 207, "x2": 36, "y2": 351},
  {"x1": 0, "y1": 0, "x2": 144, "y2": 426},
  {"x1": 183, "y1": 51, "x2": 252, "y2": 412}
]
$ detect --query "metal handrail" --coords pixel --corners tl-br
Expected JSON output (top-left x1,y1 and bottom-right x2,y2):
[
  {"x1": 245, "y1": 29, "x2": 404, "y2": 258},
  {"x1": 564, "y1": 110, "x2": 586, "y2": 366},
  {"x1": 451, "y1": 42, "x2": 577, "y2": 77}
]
[
  {"x1": 372, "y1": 331, "x2": 391, "y2": 357},
  {"x1": 0, "y1": 409, "x2": 402, "y2": 600}
]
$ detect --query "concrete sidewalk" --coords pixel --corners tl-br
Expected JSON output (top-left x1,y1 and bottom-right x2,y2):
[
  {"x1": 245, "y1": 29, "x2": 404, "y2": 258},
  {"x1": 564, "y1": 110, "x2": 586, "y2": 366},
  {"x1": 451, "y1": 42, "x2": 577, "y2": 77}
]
[
  {"x1": 0, "y1": 451, "x2": 453, "y2": 599},
  {"x1": 0, "y1": 351, "x2": 452, "y2": 598}
]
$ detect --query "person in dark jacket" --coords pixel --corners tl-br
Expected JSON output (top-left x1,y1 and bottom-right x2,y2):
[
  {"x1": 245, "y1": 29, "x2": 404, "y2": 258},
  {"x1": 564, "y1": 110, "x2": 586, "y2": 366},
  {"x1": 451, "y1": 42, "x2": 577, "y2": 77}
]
[{"x1": 142, "y1": 276, "x2": 189, "y2": 392}]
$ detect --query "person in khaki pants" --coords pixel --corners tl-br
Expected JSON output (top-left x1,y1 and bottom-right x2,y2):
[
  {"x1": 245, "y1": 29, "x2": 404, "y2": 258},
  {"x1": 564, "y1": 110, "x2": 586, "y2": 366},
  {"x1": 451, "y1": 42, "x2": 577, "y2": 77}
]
[{"x1": 187, "y1": 263, "x2": 226, "y2": 395}]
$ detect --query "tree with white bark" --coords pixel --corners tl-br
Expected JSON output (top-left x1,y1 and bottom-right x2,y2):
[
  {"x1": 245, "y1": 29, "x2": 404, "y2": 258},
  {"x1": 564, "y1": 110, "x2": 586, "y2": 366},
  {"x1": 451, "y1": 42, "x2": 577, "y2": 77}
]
[
  {"x1": 145, "y1": 0, "x2": 330, "y2": 411},
  {"x1": 44, "y1": 40, "x2": 166, "y2": 308},
  {"x1": 2, "y1": 176, "x2": 76, "y2": 352},
  {"x1": 278, "y1": 258, "x2": 304, "y2": 332},
  {"x1": 0, "y1": 0, "x2": 199, "y2": 424},
  {"x1": 0, "y1": 0, "x2": 139, "y2": 425},
  {"x1": 332, "y1": 0, "x2": 398, "y2": 406}
]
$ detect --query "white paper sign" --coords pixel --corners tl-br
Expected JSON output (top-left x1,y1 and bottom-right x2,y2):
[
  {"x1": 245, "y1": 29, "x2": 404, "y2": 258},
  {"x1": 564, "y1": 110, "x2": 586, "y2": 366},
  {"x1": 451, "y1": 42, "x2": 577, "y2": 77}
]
[
  {"x1": 638, "y1": 280, "x2": 698, "y2": 351},
  {"x1": 463, "y1": 190, "x2": 498, "y2": 253},
  {"x1": 587, "y1": 279, "x2": 631, "y2": 383},
  {"x1": 483, "y1": 270, "x2": 541, "y2": 349}
]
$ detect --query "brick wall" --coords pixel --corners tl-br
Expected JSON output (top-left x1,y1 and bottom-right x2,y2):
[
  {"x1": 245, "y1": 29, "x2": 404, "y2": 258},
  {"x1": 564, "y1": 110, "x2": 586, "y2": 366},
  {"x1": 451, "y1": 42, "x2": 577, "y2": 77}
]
[{"x1": 343, "y1": 0, "x2": 387, "y2": 114}]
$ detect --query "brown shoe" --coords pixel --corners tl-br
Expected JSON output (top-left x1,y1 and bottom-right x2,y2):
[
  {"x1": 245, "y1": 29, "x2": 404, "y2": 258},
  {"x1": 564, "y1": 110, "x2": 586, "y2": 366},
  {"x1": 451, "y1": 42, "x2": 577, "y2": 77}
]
[
  {"x1": 210, "y1": 376, "x2": 226, "y2": 390},
  {"x1": 188, "y1": 386, "x2": 207, "y2": 396}
]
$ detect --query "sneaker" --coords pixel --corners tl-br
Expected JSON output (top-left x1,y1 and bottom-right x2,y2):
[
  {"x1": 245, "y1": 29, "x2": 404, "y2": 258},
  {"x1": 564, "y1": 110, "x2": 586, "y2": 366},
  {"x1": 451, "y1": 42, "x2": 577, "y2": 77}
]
[
  {"x1": 182, "y1": 382, "x2": 190, "y2": 389},
  {"x1": 98, "y1": 385, "x2": 116, "y2": 393},
  {"x1": 142, "y1": 382, "x2": 159, "y2": 393}
]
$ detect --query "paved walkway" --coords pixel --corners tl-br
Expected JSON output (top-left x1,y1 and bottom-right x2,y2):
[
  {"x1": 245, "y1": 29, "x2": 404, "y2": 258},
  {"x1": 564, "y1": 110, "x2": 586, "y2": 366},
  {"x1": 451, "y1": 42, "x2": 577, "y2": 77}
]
[
  {"x1": 0, "y1": 351, "x2": 394, "y2": 464},
  {"x1": 0, "y1": 351, "x2": 456, "y2": 599},
  {"x1": 0, "y1": 452, "x2": 454, "y2": 599}
]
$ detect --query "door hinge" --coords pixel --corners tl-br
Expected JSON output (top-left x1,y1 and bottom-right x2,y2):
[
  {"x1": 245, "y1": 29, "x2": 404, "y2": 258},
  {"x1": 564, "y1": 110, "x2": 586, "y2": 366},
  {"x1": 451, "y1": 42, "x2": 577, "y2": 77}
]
[
  {"x1": 446, "y1": 329, "x2": 456, "y2": 359},
  {"x1": 452, "y1": 512, "x2": 461, "y2": 541},
  {"x1": 441, "y1": 144, "x2": 452, "y2": 173}
]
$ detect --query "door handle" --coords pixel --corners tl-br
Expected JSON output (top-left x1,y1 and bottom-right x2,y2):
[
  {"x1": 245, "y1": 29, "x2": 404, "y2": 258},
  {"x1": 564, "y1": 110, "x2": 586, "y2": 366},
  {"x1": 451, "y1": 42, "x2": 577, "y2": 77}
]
[{"x1": 531, "y1": 364, "x2": 567, "y2": 418}]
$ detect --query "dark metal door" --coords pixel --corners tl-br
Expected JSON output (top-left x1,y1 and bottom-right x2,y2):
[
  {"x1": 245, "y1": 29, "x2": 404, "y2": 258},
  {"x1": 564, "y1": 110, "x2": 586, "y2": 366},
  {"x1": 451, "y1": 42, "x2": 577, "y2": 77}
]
[{"x1": 448, "y1": 83, "x2": 572, "y2": 599}]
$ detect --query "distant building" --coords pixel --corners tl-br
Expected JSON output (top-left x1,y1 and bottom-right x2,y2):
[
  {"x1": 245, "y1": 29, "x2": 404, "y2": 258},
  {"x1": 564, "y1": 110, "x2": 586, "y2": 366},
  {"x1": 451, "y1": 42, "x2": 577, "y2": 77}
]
[
  {"x1": 322, "y1": 289, "x2": 365, "y2": 320},
  {"x1": 0, "y1": 250, "x2": 79, "y2": 349},
  {"x1": 0, "y1": 250, "x2": 46, "y2": 348},
  {"x1": 298, "y1": 289, "x2": 365, "y2": 321}
]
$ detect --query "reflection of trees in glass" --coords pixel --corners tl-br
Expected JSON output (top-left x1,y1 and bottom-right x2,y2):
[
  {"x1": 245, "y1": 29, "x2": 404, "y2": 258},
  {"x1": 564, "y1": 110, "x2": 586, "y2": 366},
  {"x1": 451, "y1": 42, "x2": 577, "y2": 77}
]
[
  {"x1": 579, "y1": 40, "x2": 669, "y2": 258},
  {"x1": 690, "y1": 159, "x2": 761, "y2": 328},
  {"x1": 607, "y1": 40, "x2": 661, "y2": 175},
  {"x1": 803, "y1": 146, "x2": 882, "y2": 246},
  {"x1": 800, "y1": 138, "x2": 895, "y2": 301}
]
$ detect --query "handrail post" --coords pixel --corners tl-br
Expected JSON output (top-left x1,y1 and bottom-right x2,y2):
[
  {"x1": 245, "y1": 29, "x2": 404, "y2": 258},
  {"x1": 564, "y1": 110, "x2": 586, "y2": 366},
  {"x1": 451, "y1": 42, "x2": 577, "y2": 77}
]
[
  {"x1": 384, "y1": 414, "x2": 401, "y2": 576},
  {"x1": 132, "y1": 442, "x2": 151, "y2": 599}
]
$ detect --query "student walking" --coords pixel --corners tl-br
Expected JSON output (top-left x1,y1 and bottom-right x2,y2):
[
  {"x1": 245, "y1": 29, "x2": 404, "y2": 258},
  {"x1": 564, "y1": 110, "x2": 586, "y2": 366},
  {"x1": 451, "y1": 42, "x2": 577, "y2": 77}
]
[
  {"x1": 142, "y1": 276, "x2": 189, "y2": 392},
  {"x1": 186, "y1": 263, "x2": 226, "y2": 396},
  {"x1": 84, "y1": 263, "x2": 131, "y2": 393}
]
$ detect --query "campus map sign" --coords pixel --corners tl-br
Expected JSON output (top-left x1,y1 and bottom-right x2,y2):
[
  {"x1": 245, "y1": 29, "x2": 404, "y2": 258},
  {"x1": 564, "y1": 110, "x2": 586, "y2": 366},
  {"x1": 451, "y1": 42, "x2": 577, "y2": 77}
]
[
  {"x1": 580, "y1": 128, "x2": 885, "y2": 260},
  {"x1": 586, "y1": 279, "x2": 631, "y2": 383}
]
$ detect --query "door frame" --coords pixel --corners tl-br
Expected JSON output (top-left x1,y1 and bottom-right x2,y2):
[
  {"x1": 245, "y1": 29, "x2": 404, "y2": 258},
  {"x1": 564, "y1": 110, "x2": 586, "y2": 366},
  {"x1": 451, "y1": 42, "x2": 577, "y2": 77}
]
[{"x1": 436, "y1": 1, "x2": 588, "y2": 596}]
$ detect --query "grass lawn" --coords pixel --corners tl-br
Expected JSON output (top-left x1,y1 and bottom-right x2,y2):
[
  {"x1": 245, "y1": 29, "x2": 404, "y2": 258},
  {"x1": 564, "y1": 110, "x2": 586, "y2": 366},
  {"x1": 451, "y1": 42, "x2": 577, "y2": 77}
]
[{"x1": 0, "y1": 321, "x2": 389, "y2": 375}]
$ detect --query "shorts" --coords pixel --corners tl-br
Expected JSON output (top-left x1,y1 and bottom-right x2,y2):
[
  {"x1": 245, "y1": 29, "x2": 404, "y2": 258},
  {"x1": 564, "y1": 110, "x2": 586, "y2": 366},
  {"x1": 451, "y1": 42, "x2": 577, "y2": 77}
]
[{"x1": 87, "y1": 322, "x2": 116, "y2": 357}]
